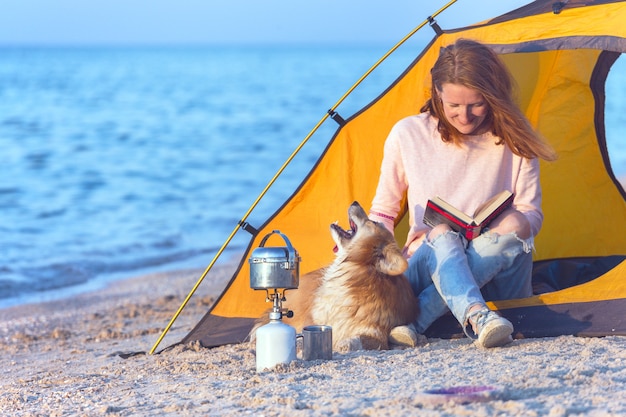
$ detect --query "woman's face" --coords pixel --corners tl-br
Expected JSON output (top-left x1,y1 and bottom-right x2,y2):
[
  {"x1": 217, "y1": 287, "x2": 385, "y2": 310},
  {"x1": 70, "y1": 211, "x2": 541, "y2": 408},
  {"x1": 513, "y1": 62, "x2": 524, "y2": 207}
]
[{"x1": 438, "y1": 83, "x2": 490, "y2": 136}]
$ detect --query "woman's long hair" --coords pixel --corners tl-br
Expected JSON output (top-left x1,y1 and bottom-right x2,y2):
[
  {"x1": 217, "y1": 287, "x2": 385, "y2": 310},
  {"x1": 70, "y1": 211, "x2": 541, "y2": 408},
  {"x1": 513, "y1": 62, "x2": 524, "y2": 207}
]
[{"x1": 421, "y1": 38, "x2": 557, "y2": 161}]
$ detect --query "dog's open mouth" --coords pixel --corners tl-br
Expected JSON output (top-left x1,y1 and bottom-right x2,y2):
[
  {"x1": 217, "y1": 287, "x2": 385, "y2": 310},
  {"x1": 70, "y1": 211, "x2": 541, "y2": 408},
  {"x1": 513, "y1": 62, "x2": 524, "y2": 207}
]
[{"x1": 331, "y1": 219, "x2": 357, "y2": 253}]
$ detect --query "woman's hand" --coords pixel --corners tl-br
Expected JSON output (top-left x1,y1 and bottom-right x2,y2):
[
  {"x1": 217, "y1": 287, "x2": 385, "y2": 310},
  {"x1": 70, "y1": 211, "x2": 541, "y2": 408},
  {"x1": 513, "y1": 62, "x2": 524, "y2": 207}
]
[{"x1": 487, "y1": 208, "x2": 531, "y2": 239}]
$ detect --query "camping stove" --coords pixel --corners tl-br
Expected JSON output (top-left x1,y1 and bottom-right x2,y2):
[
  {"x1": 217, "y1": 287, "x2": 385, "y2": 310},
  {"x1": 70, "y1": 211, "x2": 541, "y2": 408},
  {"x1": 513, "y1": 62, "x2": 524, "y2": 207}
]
[{"x1": 249, "y1": 230, "x2": 300, "y2": 372}]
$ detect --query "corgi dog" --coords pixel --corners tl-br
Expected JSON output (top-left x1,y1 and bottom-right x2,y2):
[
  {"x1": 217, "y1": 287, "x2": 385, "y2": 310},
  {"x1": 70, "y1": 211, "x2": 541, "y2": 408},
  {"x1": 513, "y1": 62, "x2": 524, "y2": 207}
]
[{"x1": 251, "y1": 201, "x2": 418, "y2": 351}]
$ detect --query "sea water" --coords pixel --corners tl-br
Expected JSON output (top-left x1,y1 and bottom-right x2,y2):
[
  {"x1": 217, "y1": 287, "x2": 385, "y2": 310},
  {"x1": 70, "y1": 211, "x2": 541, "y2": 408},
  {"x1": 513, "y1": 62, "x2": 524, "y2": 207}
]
[{"x1": 1, "y1": 45, "x2": 625, "y2": 308}]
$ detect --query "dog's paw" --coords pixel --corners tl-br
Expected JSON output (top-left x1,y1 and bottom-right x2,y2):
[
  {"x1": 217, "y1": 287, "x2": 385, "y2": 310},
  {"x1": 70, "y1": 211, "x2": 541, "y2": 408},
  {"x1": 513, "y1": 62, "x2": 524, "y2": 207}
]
[
  {"x1": 388, "y1": 324, "x2": 423, "y2": 348},
  {"x1": 335, "y1": 336, "x2": 363, "y2": 352}
]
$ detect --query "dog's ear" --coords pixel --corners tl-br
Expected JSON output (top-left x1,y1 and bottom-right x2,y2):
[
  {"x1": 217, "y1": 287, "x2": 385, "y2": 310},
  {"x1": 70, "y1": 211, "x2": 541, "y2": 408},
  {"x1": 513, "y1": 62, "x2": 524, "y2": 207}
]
[{"x1": 378, "y1": 244, "x2": 408, "y2": 275}]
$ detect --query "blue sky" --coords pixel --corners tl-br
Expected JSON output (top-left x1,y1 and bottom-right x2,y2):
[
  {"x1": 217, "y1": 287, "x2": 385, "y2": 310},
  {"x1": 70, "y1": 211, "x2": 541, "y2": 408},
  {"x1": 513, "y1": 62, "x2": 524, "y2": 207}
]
[{"x1": 0, "y1": 0, "x2": 531, "y2": 45}]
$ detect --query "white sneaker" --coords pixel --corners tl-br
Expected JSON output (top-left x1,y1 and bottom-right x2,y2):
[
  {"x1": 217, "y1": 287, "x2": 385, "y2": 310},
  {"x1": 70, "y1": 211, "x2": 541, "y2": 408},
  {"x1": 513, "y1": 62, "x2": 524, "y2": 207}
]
[
  {"x1": 469, "y1": 308, "x2": 513, "y2": 348},
  {"x1": 389, "y1": 323, "x2": 420, "y2": 347}
]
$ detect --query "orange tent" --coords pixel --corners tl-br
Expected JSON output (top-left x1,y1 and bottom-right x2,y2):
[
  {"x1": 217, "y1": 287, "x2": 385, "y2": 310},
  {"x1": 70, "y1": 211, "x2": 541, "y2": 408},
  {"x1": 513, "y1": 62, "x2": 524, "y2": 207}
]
[{"x1": 152, "y1": 0, "x2": 626, "y2": 352}]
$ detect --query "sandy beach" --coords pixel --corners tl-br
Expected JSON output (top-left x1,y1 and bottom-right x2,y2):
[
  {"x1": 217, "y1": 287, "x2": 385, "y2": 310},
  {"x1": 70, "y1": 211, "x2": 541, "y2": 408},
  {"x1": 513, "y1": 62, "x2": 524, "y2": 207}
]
[{"x1": 2, "y1": 257, "x2": 626, "y2": 417}]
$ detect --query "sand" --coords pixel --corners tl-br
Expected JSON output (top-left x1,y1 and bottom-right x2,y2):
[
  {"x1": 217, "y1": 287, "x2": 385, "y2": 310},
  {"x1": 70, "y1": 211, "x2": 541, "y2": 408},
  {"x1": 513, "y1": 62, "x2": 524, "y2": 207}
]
[{"x1": 2, "y1": 260, "x2": 626, "y2": 417}]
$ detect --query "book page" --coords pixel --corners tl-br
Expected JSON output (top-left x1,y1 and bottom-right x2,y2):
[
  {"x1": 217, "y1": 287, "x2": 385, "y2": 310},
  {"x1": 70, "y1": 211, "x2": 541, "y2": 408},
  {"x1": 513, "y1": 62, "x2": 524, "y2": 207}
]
[
  {"x1": 473, "y1": 190, "x2": 513, "y2": 224},
  {"x1": 430, "y1": 196, "x2": 474, "y2": 224}
]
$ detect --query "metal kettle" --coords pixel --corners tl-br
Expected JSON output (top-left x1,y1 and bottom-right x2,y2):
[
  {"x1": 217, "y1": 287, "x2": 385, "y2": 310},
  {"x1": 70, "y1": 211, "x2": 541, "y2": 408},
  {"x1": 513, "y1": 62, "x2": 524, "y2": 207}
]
[{"x1": 249, "y1": 230, "x2": 300, "y2": 290}]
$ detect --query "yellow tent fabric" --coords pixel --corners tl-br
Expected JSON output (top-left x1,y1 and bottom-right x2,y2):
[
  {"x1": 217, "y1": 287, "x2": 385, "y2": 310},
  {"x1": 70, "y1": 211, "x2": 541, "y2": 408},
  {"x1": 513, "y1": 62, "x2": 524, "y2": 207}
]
[
  {"x1": 181, "y1": 0, "x2": 626, "y2": 347},
  {"x1": 491, "y1": 260, "x2": 626, "y2": 309}
]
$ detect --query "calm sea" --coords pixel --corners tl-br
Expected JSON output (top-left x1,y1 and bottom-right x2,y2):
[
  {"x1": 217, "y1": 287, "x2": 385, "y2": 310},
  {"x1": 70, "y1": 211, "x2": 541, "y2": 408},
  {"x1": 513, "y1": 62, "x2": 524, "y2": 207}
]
[{"x1": 1, "y1": 45, "x2": 625, "y2": 308}]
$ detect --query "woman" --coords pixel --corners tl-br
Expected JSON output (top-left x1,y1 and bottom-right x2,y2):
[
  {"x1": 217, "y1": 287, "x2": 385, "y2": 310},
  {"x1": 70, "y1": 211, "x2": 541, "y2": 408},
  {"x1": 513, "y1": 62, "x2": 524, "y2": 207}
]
[{"x1": 370, "y1": 39, "x2": 557, "y2": 348}]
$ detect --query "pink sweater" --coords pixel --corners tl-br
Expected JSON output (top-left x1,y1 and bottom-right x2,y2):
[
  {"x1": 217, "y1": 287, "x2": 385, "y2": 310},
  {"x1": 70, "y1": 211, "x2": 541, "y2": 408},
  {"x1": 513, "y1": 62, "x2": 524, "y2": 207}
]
[{"x1": 370, "y1": 113, "x2": 543, "y2": 256}]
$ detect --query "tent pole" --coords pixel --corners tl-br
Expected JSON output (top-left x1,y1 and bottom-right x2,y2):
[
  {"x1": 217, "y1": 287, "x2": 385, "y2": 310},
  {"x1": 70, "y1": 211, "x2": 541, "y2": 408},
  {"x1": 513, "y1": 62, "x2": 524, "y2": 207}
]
[{"x1": 149, "y1": 0, "x2": 458, "y2": 355}]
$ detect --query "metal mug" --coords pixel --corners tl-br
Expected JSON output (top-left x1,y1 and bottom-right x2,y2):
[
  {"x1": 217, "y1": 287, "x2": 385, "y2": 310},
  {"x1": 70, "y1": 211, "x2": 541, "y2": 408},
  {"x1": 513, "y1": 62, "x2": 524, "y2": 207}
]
[{"x1": 300, "y1": 325, "x2": 332, "y2": 361}]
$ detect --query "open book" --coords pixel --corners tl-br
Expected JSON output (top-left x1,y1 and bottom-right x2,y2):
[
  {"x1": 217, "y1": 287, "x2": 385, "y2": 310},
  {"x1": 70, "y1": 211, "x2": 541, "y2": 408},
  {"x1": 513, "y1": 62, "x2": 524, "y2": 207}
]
[{"x1": 422, "y1": 190, "x2": 514, "y2": 240}]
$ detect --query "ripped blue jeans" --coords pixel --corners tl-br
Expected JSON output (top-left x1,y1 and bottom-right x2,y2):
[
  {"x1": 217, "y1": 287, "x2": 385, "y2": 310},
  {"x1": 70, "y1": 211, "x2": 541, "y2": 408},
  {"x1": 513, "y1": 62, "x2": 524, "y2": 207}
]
[{"x1": 406, "y1": 230, "x2": 534, "y2": 334}]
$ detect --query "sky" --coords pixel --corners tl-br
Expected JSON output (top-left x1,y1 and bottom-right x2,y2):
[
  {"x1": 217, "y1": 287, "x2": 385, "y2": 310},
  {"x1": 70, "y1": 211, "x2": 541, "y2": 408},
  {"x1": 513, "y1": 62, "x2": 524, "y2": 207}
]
[{"x1": 0, "y1": 0, "x2": 532, "y2": 46}]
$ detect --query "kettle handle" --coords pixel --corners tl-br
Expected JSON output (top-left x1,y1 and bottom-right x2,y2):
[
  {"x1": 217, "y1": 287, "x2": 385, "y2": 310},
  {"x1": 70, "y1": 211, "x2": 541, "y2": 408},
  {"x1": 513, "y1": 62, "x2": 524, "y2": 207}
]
[{"x1": 258, "y1": 230, "x2": 300, "y2": 268}]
